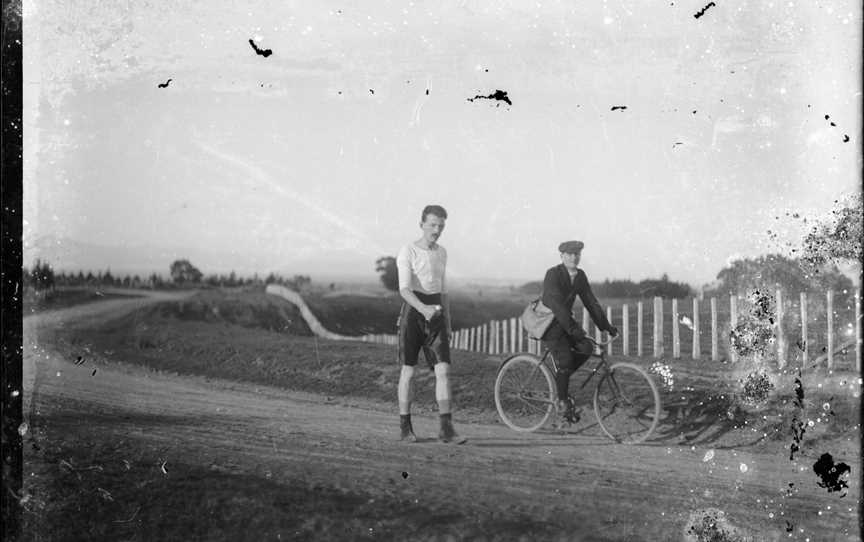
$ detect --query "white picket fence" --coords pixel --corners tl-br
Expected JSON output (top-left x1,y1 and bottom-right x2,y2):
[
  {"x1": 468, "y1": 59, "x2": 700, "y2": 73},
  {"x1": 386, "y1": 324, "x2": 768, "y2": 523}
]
[{"x1": 359, "y1": 289, "x2": 862, "y2": 371}]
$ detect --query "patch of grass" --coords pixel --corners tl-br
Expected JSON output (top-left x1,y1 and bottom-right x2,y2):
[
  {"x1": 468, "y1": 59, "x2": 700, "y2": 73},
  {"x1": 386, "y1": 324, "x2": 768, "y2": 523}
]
[
  {"x1": 23, "y1": 287, "x2": 142, "y2": 315},
  {"x1": 302, "y1": 290, "x2": 528, "y2": 335}
]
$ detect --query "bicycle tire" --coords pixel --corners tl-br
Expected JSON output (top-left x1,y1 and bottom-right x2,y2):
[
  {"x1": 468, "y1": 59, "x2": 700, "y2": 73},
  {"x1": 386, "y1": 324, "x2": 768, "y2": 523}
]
[
  {"x1": 494, "y1": 354, "x2": 555, "y2": 432},
  {"x1": 592, "y1": 362, "x2": 661, "y2": 444}
]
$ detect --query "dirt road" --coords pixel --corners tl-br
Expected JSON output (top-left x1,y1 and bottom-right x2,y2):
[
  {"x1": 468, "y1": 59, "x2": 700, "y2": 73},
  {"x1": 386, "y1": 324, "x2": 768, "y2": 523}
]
[{"x1": 23, "y1": 294, "x2": 860, "y2": 541}]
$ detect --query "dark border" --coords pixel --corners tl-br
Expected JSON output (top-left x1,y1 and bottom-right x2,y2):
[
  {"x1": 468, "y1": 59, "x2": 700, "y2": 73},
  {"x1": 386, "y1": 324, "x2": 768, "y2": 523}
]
[{"x1": 1, "y1": 0, "x2": 24, "y2": 540}]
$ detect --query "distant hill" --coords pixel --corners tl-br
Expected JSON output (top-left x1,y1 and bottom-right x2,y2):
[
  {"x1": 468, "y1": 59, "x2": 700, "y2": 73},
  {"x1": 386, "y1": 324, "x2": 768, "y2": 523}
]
[{"x1": 22, "y1": 235, "x2": 379, "y2": 281}]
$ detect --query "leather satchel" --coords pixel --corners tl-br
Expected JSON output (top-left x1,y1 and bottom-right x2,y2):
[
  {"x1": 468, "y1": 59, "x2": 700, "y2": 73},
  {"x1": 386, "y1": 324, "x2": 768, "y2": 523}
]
[{"x1": 521, "y1": 298, "x2": 555, "y2": 340}]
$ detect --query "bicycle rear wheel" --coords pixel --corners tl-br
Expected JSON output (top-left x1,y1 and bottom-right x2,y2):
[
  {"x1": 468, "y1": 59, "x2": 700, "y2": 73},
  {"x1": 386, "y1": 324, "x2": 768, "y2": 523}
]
[
  {"x1": 494, "y1": 354, "x2": 555, "y2": 432},
  {"x1": 592, "y1": 362, "x2": 661, "y2": 444}
]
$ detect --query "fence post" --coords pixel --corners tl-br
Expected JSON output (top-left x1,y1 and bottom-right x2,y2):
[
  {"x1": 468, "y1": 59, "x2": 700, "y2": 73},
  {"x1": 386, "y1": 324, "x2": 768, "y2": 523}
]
[
  {"x1": 481, "y1": 324, "x2": 487, "y2": 353},
  {"x1": 622, "y1": 304, "x2": 630, "y2": 356},
  {"x1": 658, "y1": 297, "x2": 664, "y2": 357},
  {"x1": 504, "y1": 318, "x2": 509, "y2": 353},
  {"x1": 729, "y1": 294, "x2": 737, "y2": 363},
  {"x1": 799, "y1": 292, "x2": 807, "y2": 365},
  {"x1": 582, "y1": 307, "x2": 590, "y2": 334},
  {"x1": 672, "y1": 298, "x2": 680, "y2": 359},
  {"x1": 637, "y1": 301, "x2": 644, "y2": 357},
  {"x1": 711, "y1": 297, "x2": 718, "y2": 361},
  {"x1": 826, "y1": 290, "x2": 833, "y2": 370},
  {"x1": 606, "y1": 306, "x2": 613, "y2": 354},
  {"x1": 653, "y1": 297, "x2": 660, "y2": 358},
  {"x1": 516, "y1": 318, "x2": 523, "y2": 353},
  {"x1": 692, "y1": 298, "x2": 700, "y2": 360},
  {"x1": 510, "y1": 317, "x2": 517, "y2": 354},
  {"x1": 776, "y1": 289, "x2": 785, "y2": 369},
  {"x1": 856, "y1": 289, "x2": 861, "y2": 372}
]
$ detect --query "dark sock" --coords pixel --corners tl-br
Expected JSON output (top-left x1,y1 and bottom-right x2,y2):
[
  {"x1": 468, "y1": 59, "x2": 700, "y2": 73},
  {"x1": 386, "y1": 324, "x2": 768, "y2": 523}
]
[
  {"x1": 400, "y1": 414, "x2": 412, "y2": 427},
  {"x1": 440, "y1": 413, "x2": 452, "y2": 424},
  {"x1": 555, "y1": 371, "x2": 570, "y2": 401}
]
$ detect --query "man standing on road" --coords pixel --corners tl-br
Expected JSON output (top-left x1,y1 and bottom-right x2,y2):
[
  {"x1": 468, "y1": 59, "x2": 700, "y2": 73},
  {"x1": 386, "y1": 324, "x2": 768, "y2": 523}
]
[
  {"x1": 395, "y1": 204, "x2": 465, "y2": 444},
  {"x1": 542, "y1": 240, "x2": 618, "y2": 424}
]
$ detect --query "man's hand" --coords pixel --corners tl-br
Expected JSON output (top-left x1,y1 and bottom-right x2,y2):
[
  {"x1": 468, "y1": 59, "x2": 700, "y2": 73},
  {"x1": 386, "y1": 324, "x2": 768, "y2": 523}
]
[
  {"x1": 421, "y1": 304, "x2": 442, "y2": 322},
  {"x1": 607, "y1": 325, "x2": 619, "y2": 338}
]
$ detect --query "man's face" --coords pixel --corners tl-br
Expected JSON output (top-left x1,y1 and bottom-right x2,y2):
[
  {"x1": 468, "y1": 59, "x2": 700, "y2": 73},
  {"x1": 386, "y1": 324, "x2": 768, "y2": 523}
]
[
  {"x1": 560, "y1": 250, "x2": 581, "y2": 270},
  {"x1": 420, "y1": 214, "x2": 446, "y2": 244}
]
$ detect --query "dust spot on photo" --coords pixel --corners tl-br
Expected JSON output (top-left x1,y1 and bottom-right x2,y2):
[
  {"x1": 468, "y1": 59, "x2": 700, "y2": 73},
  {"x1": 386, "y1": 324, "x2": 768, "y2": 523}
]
[
  {"x1": 812, "y1": 453, "x2": 850, "y2": 495},
  {"x1": 729, "y1": 289, "x2": 776, "y2": 358},
  {"x1": 801, "y1": 193, "x2": 862, "y2": 271},
  {"x1": 693, "y1": 2, "x2": 716, "y2": 19},
  {"x1": 467, "y1": 90, "x2": 512, "y2": 106},
  {"x1": 739, "y1": 371, "x2": 773, "y2": 405},
  {"x1": 684, "y1": 508, "x2": 747, "y2": 541},
  {"x1": 248, "y1": 38, "x2": 273, "y2": 57}
]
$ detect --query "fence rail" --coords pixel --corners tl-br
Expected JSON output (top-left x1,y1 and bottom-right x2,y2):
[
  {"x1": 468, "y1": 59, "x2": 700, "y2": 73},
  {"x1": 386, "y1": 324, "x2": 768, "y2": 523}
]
[{"x1": 359, "y1": 288, "x2": 861, "y2": 371}]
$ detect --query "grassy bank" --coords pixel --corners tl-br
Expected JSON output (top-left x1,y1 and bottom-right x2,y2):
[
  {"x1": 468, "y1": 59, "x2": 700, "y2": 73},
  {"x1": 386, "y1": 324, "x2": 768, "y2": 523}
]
[{"x1": 45, "y1": 290, "x2": 860, "y2": 452}]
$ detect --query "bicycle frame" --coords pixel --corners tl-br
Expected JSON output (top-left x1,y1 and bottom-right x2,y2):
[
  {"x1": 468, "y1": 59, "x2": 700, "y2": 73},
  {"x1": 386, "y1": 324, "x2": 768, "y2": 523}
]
[{"x1": 533, "y1": 340, "x2": 612, "y2": 393}]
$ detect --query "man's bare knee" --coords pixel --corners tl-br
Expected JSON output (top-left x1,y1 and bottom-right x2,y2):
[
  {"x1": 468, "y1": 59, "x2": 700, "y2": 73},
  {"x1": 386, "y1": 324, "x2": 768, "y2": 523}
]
[{"x1": 400, "y1": 365, "x2": 416, "y2": 380}]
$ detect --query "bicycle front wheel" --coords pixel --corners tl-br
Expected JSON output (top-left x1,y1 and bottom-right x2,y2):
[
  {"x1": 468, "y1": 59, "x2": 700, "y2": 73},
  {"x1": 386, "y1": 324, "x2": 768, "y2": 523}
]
[
  {"x1": 494, "y1": 354, "x2": 555, "y2": 432},
  {"x1": 593, "y1": 362, "x2": 661, "y2": 444}
]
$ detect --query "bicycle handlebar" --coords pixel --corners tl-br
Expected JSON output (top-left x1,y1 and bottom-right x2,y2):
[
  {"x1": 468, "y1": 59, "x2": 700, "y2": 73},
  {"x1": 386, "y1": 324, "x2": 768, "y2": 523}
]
[{"x1": 585, "y1": 334, "x2": 617, "y2": 347}]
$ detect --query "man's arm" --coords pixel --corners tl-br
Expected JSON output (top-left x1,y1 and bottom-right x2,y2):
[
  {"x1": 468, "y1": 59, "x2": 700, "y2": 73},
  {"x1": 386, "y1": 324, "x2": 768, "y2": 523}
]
[
  {"x1": 400, "y1": 288, "x2": 440, "y2": 321},
  {"x1": 576, "y1": 271, "x2": 615, "y2": 333},
  {"x1": 397, "y1": 246, "x2": 439, "y2": 321},
  {"x1": 441, "y1": 268, "x2": 452, "y2": 334},
  {"x1": 541, "y1": 267, "x2": 583, "y2": 338}
]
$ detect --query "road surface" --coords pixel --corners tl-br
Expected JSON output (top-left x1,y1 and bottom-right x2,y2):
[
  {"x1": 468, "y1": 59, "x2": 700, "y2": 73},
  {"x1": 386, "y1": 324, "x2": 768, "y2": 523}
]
[{"x1": 22, "y1": 292, "x2": 860, "y2": 541}]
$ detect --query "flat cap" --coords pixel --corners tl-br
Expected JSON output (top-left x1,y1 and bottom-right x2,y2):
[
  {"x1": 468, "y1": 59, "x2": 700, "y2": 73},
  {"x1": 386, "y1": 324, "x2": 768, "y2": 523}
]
[{"x1": 558, "y1": 240, "x2": 584, "y2": 253}]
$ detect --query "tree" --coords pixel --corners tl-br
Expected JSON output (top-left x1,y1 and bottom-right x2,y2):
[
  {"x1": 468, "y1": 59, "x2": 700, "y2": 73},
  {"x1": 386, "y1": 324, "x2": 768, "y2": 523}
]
[
  {"x1": 709, "y1": 254, "x2": 854, "y2": 300},
  {"x1": 169, "y1": 259, "x2": 203, "y2": 284},
  {"x1": 800, "y1": 193, "x2": 862, "y2": 272},
  {"x1": 375, "y1": 256, "x2": 399, "y2": 292},
  {"x1": 29, "y1": 259, "x2": 55, "y2": 292}
]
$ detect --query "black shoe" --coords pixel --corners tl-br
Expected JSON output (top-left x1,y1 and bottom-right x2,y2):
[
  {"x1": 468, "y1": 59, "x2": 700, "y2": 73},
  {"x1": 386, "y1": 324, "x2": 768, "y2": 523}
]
[
  {"x1": 438, "y1": 414, "x2": 467, "y2": 444},
  {"x1": 400, "y1": 415, "x2": 418, "y2": 443},
  {"x1": 556, "y1": 399, "x2": 580, "y2": 425}
]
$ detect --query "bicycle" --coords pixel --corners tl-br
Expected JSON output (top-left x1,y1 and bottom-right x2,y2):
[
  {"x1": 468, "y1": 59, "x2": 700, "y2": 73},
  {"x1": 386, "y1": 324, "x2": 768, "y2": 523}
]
[{"x1": 493, "y1": 336, "x2": 662, "y2": 444}]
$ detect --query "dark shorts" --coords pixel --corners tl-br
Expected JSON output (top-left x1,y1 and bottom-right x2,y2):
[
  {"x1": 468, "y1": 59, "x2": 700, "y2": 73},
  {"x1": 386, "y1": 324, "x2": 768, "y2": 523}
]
[{"x1": 397, "y1": 291, "x2": 451, "y2": 369}]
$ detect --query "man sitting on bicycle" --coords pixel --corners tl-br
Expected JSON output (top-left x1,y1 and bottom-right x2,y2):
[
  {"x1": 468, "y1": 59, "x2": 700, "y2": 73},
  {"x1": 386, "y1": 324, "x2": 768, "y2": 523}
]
[{"x1": 541, "y1": 240, "x2": 618, "y2": 424}]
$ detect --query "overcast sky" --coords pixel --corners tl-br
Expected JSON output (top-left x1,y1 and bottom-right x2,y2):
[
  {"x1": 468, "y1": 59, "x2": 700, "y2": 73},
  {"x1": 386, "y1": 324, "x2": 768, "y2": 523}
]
[{"x1": 23, "y1": 0, "x2": 862, "y2": 285}]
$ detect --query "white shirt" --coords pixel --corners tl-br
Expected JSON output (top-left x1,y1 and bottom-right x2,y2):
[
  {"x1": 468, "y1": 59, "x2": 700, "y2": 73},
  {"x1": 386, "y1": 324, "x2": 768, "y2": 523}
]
[{"x1": 396, "y1": 243, "x2": 447, "y2": 294}]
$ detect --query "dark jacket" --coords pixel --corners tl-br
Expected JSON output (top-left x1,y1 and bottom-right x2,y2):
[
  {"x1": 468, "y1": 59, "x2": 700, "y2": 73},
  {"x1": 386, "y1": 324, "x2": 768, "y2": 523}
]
[{"x1": 541, "y1": 264, "x2": 611, "y2": 340}]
